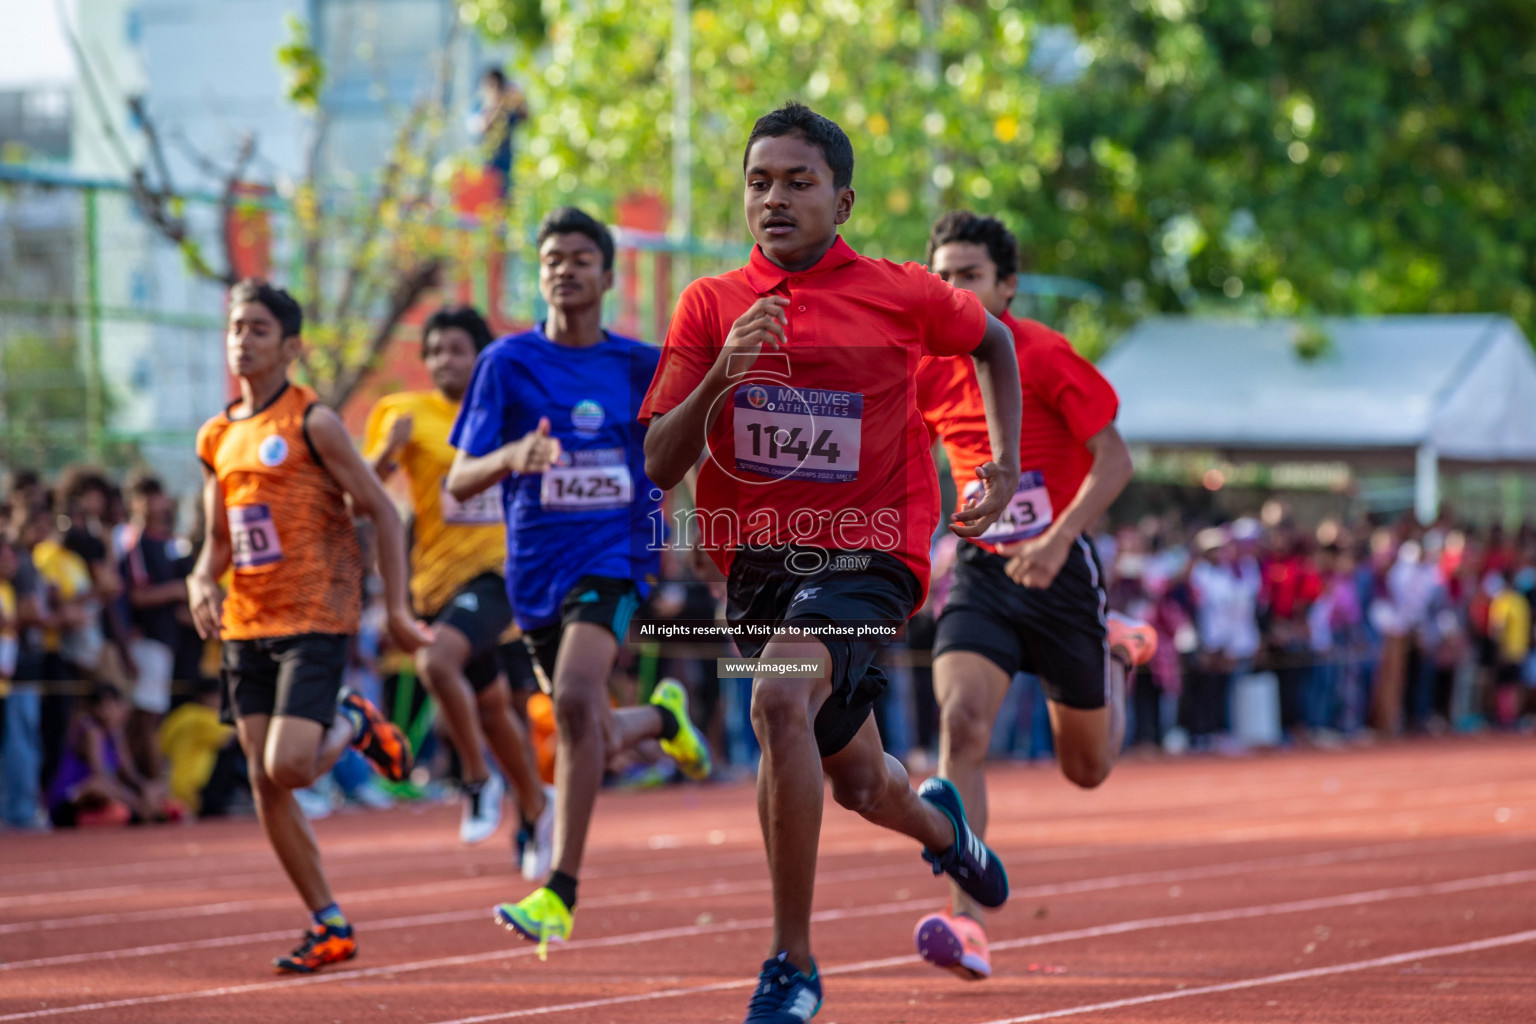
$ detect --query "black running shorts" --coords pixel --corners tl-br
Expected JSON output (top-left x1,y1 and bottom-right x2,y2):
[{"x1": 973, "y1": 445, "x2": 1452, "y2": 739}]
[
  {"x1": 933, "y1": 536, "x2": 1110, "y2": 710},
  {"x1": 522, "y1": 576, "x2": 645, "y2": 684},
  {"x1": 726, "y1": 546, "x2": 920, "y2": 758},
  {"x1": 494, "y1": 640, "x2": 541, "y2": 694},
  {"x1": 221, "y1": 633, "x2": 351, "y2": 726},
  {"x1": 430, "y1": 573, "x2": 516, "y2": 694}
]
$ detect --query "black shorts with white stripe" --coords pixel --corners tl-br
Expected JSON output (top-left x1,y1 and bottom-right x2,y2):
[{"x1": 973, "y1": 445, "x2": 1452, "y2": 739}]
[{"x1": 932, "y1": 534, "x2": 1110, "y2": 710}]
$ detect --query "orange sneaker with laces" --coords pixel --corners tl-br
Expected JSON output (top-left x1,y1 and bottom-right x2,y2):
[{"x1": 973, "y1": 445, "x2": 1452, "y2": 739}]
[
  {"x1": 272, "y1": 923, "x2": 356, "y2": 973},
  {"x1": 1107, "y1": 611, "x2": 1157, "y2": 668}
]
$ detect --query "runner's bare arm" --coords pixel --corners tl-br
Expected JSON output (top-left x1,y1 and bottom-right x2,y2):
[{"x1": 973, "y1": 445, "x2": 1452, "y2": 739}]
[
  {"x1": 1001, "y1": 423, "x2": 1132, "y2": 588},
  {"x1": 368, "y1": 413, "x2": 413, "y2": 479},
  {"x1": 950, "y1": 312, "x2": 1021, "y2": 537},
  {"x1": 306, "y1": 406, "x2": 432, "y2": 653},
  {"x1": 645, "y1": 296, "x2": 789, "y2": 489},
  {"x1": 445, "y1": 417, "x2": 562, "y2": 501},
  {"x1": 187, "y1": 463, "x2": 231, "y2": 640}
]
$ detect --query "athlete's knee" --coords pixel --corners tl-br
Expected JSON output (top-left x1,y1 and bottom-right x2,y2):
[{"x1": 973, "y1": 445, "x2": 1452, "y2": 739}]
[
  {"x1": 247, "y1": 756, "x2": 280, "y2": 797},
  {"x1": 829, "y1": 767, "x2": 887, "y2": 817},
  {"x1": 1060, "y1": 750, "x2": 1111, "y2": 790},
  {"x1": 416, "y1": 644, "x2": 461, "y2": 689},
  {"x1": 830, "y1": 779, "x2": 882, "y2": 816},
  {"x1": 552, "y1": 686, "x2": 602, "y2": 742},
  {"x1": 749, "y1": 679, "x2": 810, "y2": 743},
  {"x1": 265, "y1": 758, "x2": 315, "y2": 791},
  {"x1": 939, "y1": 697, "x2": 993, "y2": 764}
]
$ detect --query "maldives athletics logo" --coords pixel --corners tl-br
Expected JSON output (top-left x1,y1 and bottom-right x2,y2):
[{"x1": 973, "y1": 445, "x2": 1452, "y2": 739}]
[
  {"x1": 746, "y1": 385, "x2": 769, "y2": 410},
  {"x1": 571, "y1": 400, "x2": 604, "y2": 432},
  {"x1": 257, "y1": 435, "x2": 289, "y2": 467}
]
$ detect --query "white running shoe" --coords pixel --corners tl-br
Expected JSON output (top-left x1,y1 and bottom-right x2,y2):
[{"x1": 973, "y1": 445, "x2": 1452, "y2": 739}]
[
  {"x1": 520, "y1": 784, "x2": 557, "y2": 881},
  {"x1": 459, "y1": 771, "x2": 504, "y2": 845}
]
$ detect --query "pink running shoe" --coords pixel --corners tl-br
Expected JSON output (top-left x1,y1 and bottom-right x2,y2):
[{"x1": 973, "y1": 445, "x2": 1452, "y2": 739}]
[
  {"x1": 1107, "y1": 611, "x2": 1157, "y2": 668},
  {"x1": 914, "y1": 910, "x2": 992, "y2": 980}
]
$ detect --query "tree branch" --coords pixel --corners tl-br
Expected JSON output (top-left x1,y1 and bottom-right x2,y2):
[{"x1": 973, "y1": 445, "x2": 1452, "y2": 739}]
[
  {"x1": 322, "y1": 257, "x2": 443, "y2": 410},
  {"x1": 298, "y1": 110, "x2": 330, "y2": 334},
  {"x1": 217, "y1": 133, "x2": 258, "y2": 285}
]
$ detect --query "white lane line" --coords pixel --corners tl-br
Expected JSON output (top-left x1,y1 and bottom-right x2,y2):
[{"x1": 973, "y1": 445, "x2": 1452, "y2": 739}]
[
  {"x1": 3, "y1": 829, "x2": 1520, "y2": 965},
  {"x1": 427, "y1": 929, "x2": 1536, "y2": 1024},
  {"x1": 8, "y1": 822, "x2": 1526, "y2": 939},
  {"x1": 5, "y1": 865, "x2": 1529, "y2": 1022},
  {"x1": 0, "y1": 862, "x2": 903, "y2": 971},
  {"x1": 412, "y1": 869, "x2": 1536, "y2": 1024},
  {"x1": 0, "y1": 896, "x2": 935, "y2": 1021},
  {"x1": 0, "y1": 830, "x2": 1150, "y2": 930},
  {"x1": 968, "y1": 929, "x2": 1536, "y2": 1023},
  {"x1": 8, "y1": 762, "x2": 1526, "y2": 892}
]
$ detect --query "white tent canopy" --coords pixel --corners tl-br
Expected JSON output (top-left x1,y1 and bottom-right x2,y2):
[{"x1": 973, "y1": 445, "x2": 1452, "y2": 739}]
[{"x1": 1097, "y1": 315, "x2": 1536, "y2": 520}]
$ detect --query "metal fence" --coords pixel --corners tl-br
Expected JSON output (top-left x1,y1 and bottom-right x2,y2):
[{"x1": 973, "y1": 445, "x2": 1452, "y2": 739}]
[{"x1": 0, "y1": 163, "x2": 1103, "y2": 501}]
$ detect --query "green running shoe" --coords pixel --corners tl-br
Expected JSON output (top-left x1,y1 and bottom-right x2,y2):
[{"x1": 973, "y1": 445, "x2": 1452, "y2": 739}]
[
  {"x1": 651, "y1": 679, "x2": 713, "y2": 781},
  {"x1": 494, "y1": 887, "x2": 572, "y2": 961}
]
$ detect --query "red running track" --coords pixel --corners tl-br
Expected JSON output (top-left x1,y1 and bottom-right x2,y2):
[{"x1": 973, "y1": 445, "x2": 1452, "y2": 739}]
[{"x1": 1, "y1": 736, "x2": 1533, "y2": 1023}]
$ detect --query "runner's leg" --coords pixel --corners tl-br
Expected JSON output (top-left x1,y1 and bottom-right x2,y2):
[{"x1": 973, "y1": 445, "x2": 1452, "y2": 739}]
[
  {"x1": 417, "y1": 625, "x2": 493, "y2": 782},
  {"x1": 933, "y1": 650, "x2": 1012, "y2": 920},
  {"x1": 823, "y1": 714, "x2": 954, "y2": 849},
  {"x1": 605, "y1": 704, "x2": 668, "y2": 752},
  {"x1": 1046, "y1": 657, "x2": 1126, "y2": 790},
  {"x1": 476, "y1": 677, "x2": 546, "y2": 818},
  {"x1": 240, "y1": 714, "x2": 335, "y2": 912},
  {"x1": 266, "y1": 710, "x2": 354, "y2": 784},
  {"x1": 549, "y1": 620, "x2": 626, "y2": 876},
  {"x1": 749, "y1": 634, "x2": 834, "y2": 972}
]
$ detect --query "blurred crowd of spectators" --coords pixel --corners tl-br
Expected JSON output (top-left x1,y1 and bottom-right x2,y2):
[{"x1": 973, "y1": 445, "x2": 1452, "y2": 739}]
[
  {"x1": 1095, "y1": 504, "x2": 1536, "y2": 753},
  {"x1": 0, "y1": 465, "x2": 231, "y2": 831},
  {"x1": 5, "y1": 462, "x2": 1530, "y2": 835}
]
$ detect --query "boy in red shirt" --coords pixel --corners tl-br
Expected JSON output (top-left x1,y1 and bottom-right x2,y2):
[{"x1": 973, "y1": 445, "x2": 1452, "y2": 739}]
[
  {"x1": 913, "y1": 212, "x2": 1156, "y2": 979},
  {"x1": 642, "y1": 103, "x2": 1021, "y2": 1024}
]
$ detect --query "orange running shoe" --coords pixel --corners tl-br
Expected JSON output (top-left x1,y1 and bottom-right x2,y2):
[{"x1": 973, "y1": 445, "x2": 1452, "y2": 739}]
[
  {"x1": 340, "y1": 690, "x2": 414, "y2": 782},
  {"x1": 1106, "y1": 612, "x2": 1157, "y2": 668},
  {"x1": 273, "y1": 923, "x2": 357, "y2": 973},
  {"x1": 914, "y1": 910, "x2": 992, "y2": 980}
]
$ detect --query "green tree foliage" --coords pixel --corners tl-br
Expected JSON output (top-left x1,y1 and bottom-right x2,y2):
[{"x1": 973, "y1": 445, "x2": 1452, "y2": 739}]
[
  {"x1": 0, "y1": 333, "x2": 132, "y2": 472},
  {"x1": 469, "y1": 0, "x2": 1536, "y2": 346}
]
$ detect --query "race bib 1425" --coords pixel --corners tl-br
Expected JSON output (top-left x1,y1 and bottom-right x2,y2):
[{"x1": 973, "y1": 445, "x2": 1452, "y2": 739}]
[{"x1": 539, "y1": 448, "x2": 634, "y2": 511}]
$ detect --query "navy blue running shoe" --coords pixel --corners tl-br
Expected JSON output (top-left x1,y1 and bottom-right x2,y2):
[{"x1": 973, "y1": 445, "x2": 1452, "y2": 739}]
[
  {"x1": 918, "y1": 777, "x2": 1010, "y2": 909},
  {"x1": 743, "y1": 951, "x2": 822, "y2": 1022}
]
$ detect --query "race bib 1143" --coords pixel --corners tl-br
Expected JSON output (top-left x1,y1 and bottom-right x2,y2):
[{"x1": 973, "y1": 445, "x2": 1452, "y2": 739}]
[
  {"x1": 964, "y1": 469, "x2": 1053, "y2": 545},
  {"x1": 732, "y1": 384, "x2": 862, "y2": 483},
  {"x1": 229, "y1": 504, "x2": 284, "y2": 569}
]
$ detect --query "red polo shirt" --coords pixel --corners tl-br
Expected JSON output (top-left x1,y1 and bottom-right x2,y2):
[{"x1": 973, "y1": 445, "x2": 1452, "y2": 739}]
[
  {"x1": 917, "y1": 312, "x2": 1118, "y2": 552},
  {"x1": 640, "y1": 236, "x2": 987, "y2": 601}
]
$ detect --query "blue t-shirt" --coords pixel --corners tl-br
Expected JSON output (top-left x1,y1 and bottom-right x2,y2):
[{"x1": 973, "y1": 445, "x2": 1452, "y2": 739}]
[{"x1": 449, "y1": 326, "x2": 662, "y2": 631}]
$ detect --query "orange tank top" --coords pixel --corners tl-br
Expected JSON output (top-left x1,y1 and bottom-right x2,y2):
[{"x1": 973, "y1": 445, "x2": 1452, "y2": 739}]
[{"x1": 196, "y1": 383, "x2": 362, "y2": 640}]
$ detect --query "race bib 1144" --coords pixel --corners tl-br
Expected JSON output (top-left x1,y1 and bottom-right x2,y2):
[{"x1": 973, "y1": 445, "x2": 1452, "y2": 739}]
[
  {"x1": 732, "y1": 384, "x2": 862, "y2": 483},
  {"x1": 964, "y1": 469, "x2": 1054, "y2": 545},
  {"x1": 229, "y1": 504, "x2": 284, "y2": 569}
]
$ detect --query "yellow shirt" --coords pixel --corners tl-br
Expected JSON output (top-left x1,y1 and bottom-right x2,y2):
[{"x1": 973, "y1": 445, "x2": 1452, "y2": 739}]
[
  {"x1": 364, "y1": 390, "x2": 507, "y2": 615},
  {"x1": 32, "y1": 538, "x2": 92, "y2": 654},
  {"x1": 0, "y1": 580, "x2": 16, "y2": 697},
  {"x1": 1490, "y1": 589, "x2": 1531, "y2": 664},
  {"x1": 158, "y1": 702, "x2": 234, "y2": 814}
]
